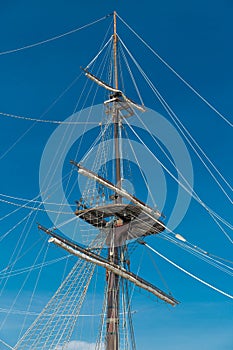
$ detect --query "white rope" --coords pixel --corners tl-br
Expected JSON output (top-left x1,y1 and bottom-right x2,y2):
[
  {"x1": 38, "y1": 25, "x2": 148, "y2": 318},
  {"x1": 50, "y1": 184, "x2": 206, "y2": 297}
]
[
  {"x1": 0, "y1": 197, "x2": 73, "y2": 214},
  {"x1": 130, "y1": 209, "x2": 233, "y2": 276},
  {"x1": 81, "y1": 117, "x2": 112, "y2": 163},
  {"x1": 0, "y1": 192, "x2": 75, "y2": 207},
  {"x1": 0, "y1": 73, "x2": 82, "y2": 161},
  {"x1": 0, "y1": 239, "x2": 48, "y2": 331},
  {"x1": 0, "y1": 255, "x2": 70, "y2": 280},
  {"x1": 51, "y1": 27, "x2": 113, "y2": 228},
  {"x1": 124, "y1": 115, "x2": 233, "y2": 234},
  {"x1": 119, "y1": 36, "x2": 233, "y2": 201},
  {"x1": 208, "y1": 211, "x2": 233, "y2": 244},
  {"x1": 0, "y1": 173, "x2": 79, "y2": 230},
  {"x1": 118, "y1": 42, "x2": 144, "y2": 106},
  {"x1": 0, "y1": 202, "x2": 43, "y2": 297},
  {"x1": 52, "y1": 216, "x2": 77, "y2": 230},
  {"x1": 0, "y1": 211, "x2": 33, "y2": 243},
  {"x1": 0, "y1": 33, "x2": 110, "y2": 127},
  {"x1": 14, "y1": 238, "x2": 105, "y2": 349},
  {"x1": 18, "y1": 244, "x2": 50, "y2": 339},
  {"x1": 86, "y1": 36, "x2": 113, "y2": 69},
  {"x1": 144, "y1": 243, "x2": 233, "y2": 300},
  {"x1": 123, "y1": 205, "x2": 233, "y2": 277},
  {"x1": 117, "y1": 14, "x2": 233, "y2": 128},
  {"x1": 123, "y1": 117, "x2": 233, "y2": 233},
  {"x1": 122, "y1": 207, "x2": 233, "y2": 277},
  {"x1": 0, "y1": 193, "x2": 42, "y2": 222},
  {"x1": 0, "y1": 339, "x2": 14, "y2": 349},
  {"x1": 122, "y1": 125, "x2": 157, "y2": 208},
  {"x1": 0, "y1": 15, "x2": 110, "y2": 56},
  {"x1": 133, "y1": 112, "x2": 233, "y2": 242},
  {"x1": 0, "y1": 308, "x2": 105, "y2": 317},
  {"x1": 0, "y1": 111, "x2": 99, "y2": 124},
  {"x1": 0, "y1": 238, "x2": 42, "y2": 275},
  {"x1": 159, "y1": 232, "x2": 233, "y2": 276},
  {"x1": 139, "y1": 80, "x2": 233, "y2": 203}
]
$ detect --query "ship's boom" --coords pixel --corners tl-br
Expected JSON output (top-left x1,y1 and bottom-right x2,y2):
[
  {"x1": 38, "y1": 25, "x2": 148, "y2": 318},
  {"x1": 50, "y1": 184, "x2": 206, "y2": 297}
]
[
  {"x1": 38, "y1": 225, "x2": 179, "y2": 306},
  {"x1": 71, "y1": 161, "x2": 162, "y2": 218},
  {"x1": 83, "y1": 68, "x2": 146, "y2": 112}
]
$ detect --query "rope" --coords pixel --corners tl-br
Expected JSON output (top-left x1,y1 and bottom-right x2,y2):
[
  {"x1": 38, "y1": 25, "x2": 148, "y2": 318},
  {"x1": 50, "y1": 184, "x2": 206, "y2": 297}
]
[
  {"x1": 159, "y1": 232, "x2": 233, "y2": 276},
  {"x1": 0, "y1": 211, "x2": 33, "y2": 243},
  {"x1": 144, "y1": 243, "x2": 233, "y2": 300},
  {"x1": 0, "y1": 339, "x2": 14, "y2": 349},
  {"x1": 18, "y1": 244, "x2": 50, "y2": 339},
  {"x1": 0, "y1": 255, "x2": 70, "y2": 280},
  {"x1": 117, "y1": 13, "x2": 233, "y2": 128},
  {"x1": 86, "y1": 36, "x2": 113, "y2": 69},
  {"x1": 0, "y1": 197, "x2": 73, "y2": 214},
  {"x1": 0, "y1": 15, "x2": 111, "y2": 56},
  {"x1": 0, "y1": 192, "x2": 75, "y2": 207},
  {"x1": 14, "y1": 237, "x2": 105, "y2": 349},
  {"x1": 122, "y1": 125, "x2": 157, "y2": 208},
  {"x1": 117, "y1": 206, "x2": 233, "y2": 277},
  {"x1": 50, "y1": 26, "x2": 114, "y2": 229},
  {"x1": 0, "y1": 238, "x2": 42, "y2": 275},
  {"x1": 118, "y1": 42, "x2": 144, "y2": 106},
  {"x1": 0, "y1": 239, "x2": 48, "y2": 331},
  {"x1": 0, "y1": 200, "x2": 44, "y2": 298},
  {"x1": 0, "y1": 111, "x2": 99, "y2": 124},
  {"x1": 0, "y1": 72, "x2": 81, "y2": 161},
  {"x1": 123, "y1": 118, "x2": 233, "y2": 236},
  {"x1": 133, "y1": 111, "x2": 233, "y2": 241},
  {"x1": 119, "y1": 36, "x2": 233, "y2": 200},
  {"x1": 0, "y1": 308, "x2": 104, "y2": 317}
]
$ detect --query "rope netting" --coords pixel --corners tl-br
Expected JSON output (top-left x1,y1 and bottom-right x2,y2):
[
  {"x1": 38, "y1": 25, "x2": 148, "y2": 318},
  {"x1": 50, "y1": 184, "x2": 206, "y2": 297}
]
[{"x1": 14, "y1": 239, "x2": 104, "y2": 350}]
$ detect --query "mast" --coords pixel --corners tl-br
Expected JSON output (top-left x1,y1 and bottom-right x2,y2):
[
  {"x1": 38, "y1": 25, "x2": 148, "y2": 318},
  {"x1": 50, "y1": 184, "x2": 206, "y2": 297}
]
[
  {"x1": 113, "y1": 11, "x2": 119, "y2": 93},
  {"x1": 106, "y1": 11, "x2": 120, "y2": 350},
  {"x1": 20, "y1": 11, "x2": 183, "y2": 350}
]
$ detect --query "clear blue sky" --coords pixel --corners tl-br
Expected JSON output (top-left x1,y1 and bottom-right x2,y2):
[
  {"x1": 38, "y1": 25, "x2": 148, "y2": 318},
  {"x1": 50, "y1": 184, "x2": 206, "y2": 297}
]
[{"x1": 0, "y1": 1, "x2": 232, "y2": 349}]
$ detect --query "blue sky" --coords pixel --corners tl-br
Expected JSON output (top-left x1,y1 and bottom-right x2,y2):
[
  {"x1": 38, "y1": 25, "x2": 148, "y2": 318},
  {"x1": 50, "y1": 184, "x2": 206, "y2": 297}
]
[{"x1": 0, "y1": 1, "x2": 232, "y2": 349}]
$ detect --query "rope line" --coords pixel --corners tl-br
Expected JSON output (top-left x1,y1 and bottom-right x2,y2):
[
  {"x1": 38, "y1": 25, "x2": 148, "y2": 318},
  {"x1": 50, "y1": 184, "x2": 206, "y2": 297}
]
[
  {"x1": 159, "y1": 233, "x2": 233, "y2": 276},
  {"x1": 119, "y1": 36, "x2": 232, "y2": 200},
  {"x1": 123, "y1": 117, "x2": 233, "y2": 233},
  {"x1": 0, "y1": 255, "x2": 71, "y2": 280},
  {"x1": 0, "y1": 339, "x2": 14, "y2": 349},
  {"x1": 124, "y1": 210, "x2": 233, "y2": 276},
  {"x1": 0, "y1": 15, "x2": 111, "y2": 56},
  {"x1": 0, "y1": 308, "x2": 106, "y2": 317},
  {"x1": 0, "y1": 111, "x2": 99, "y2": 124},
  {"x1": 117, "y1": 13, "x2": 233, "y2": 127},
  {"x1": 0, "y1": 197, "x2": 74, "y2": 214},
  {"x1": 144, "y1": 243, "x2": 233, "y2": 300},
  {"x1": 0, "y1": 193, "x2": 75, "y2": 207}
]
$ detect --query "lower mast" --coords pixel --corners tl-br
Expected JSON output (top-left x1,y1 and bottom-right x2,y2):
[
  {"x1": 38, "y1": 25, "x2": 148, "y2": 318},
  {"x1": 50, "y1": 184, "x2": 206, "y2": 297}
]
[
  {"x1": 106, "y1": 106, "x2": 121, "y2": 349},
  {"x1": 106, "y1": 11, "x2": 121, "y2": 350}
]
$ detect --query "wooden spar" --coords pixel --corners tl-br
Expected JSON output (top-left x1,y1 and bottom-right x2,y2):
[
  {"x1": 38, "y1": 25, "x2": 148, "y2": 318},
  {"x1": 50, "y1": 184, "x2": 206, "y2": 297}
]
[
  {"x1": 70, "y1": 161, "x2": 162, "y2": 217},
  {"x1": 38, "y1": 224, "x2": 179, "y2": 306},
  {"x1": 82, "y1": 68, "x2": 120, "y2": 93},
  {"x1": 113, "y1": 11, "x2": 118, "y2": 91},
  {"x1": 83, "y1": 68, "x2": 146, "y2": 112}
]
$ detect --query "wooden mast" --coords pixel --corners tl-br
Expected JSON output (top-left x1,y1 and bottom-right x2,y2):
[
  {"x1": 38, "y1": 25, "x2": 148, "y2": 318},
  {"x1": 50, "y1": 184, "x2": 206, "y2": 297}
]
[
  {"x1": 113, "y1": 11, "x2": 119, "y2": 91},
  {"x1": 106, "y1": 11, "x2": 120, "y2": 350}
]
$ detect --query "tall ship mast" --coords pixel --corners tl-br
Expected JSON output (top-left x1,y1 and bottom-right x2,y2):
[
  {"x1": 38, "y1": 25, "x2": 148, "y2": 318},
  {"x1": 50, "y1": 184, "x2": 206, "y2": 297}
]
[
  {"x1": 13, "y1": 11, "x2": 179, "y2": 350},
  {"x1": 0, "y1": 9, "x2": 232, "y2": 350}
]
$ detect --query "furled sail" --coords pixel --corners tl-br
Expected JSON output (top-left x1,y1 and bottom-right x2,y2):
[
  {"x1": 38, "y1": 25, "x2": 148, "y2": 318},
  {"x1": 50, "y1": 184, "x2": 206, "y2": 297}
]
[
  {"x1": 83, "y1": 68, "x2": 146, "y2": 112},
  {"x1": 38, "y1": 225, "x2": 179, "y2": 306}
]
